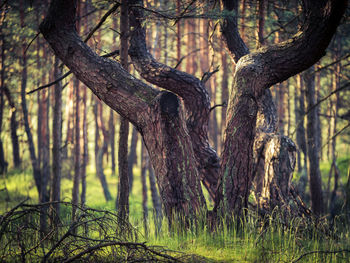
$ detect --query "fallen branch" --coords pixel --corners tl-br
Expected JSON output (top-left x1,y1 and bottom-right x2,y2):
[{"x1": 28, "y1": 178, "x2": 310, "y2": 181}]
[{"x1": 292, "y1": 249, "x2": 350, "y2": 263}]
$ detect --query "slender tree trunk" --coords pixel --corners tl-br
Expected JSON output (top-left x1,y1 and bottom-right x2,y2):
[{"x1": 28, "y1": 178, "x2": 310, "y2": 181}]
[
  {"x1": 278, "y1": 82, "x2": 286, "y2": 134},
  {"x1": 128, "y1": 127, "x2": 138, "y2": 190},
  {"x1": 117, "y1": 0, "x2": 130, "y2": 222},
  {"x1": 148, "y1": 162, "x2": 162, "y2": 235},
  {"x1": 72, "y1": 0, "x2": 81, "y2": 220},
  {"x1": 329, "y1": 45, "x2": 341, "y2": 216},
  {"x1": 0, "y1": 87, "x2": 4, "y2": 175},
  {"x1": 295, "y1": 75, "x2": 308, "y2": 173},
  {"x1": 81, "y1": 84, "x2": 88, "y2": 206},
  {"x1": 109, "y1": 109, "x2": 116, "y2": 176},
  {"x1": 141, "y1": 144, "x2": 148, "y2": 237},
  {"x1": 80, "y1": 0, "x2": 90, "y2": 207},
  {"x1": 256, "y1": 0, "x2": 266, "y2": 47},
  {"x1": 51, "y1": 56, "x2": 62, "y2": 225},
  {"x1": 20, "y1": 0, "x2": 41, "y2": 196},
  {"x1": 176, "y1": 0, "x2": 181, "y2": 68},
  {"x1": 72, "y1": 77, "x2": 80, "y2": 219},
  {"x1": 0, "y1": 21, "x2": 7, "y2": 173},
  {"x1": 96, "y1": 102, "x2": 112, "y2": 201},
  {"x1": 4, "y1": 85, "x2": 21, "y2": 168},
  {"x1": 304, "y1": 66, "x2": 324, "y2": 215}
]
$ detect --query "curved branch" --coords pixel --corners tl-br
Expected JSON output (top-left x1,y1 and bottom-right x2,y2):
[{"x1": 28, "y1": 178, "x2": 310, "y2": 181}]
[
  {"x1": 39, "y1": 0, "x2": 158, "y2": 127},
  {"x1": 128, "y1": 0, "x2": 220, "y2": 198},
  {"x1": 251, "y1": 0, "x2": 348, "y2": 87}
]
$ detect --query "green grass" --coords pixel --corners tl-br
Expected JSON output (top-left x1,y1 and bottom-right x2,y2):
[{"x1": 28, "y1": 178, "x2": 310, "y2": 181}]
[{"x1": 1, "y1": 160, "x2": 350, "y2": 262}]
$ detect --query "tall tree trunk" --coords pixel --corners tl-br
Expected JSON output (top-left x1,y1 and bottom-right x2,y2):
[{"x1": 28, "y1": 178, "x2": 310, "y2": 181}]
[
  {"x1": 80, "y1": 0, "x2": 90, "y2": 207},
  {"x1": 329, "y1": 45, "x2": 341, "y2": 216},
  {"x1": 96, "y1": 102, "x2": 112, "y2": 201},
  {"x1": 256, "y1": 0, "x2": 266, "y2": 47},
  {"x1": 128, "y1": 127, "x2": 138, "y2": 190},
  {"x1": 81, "y1": 84, "x2": 88, "y2": 206},
  {"x1": 295, "y1": 75, "x2": 308, "y2": 173},
  {"x1": 51, "y1": 56, "x2": 62, "y2": 225},
  {"x1": 148, "y1": 161, "x2": 162, "y2": 234},
  {"x1": 0, "y1": 85, "x2": 4, "y2": 175},
  {"x1": 304, "y1": 66, "x2": 324, "y2": 215},
  {"x1": 1, "y1": 19, "x2": 21, "y2": 169},
  {"x1": 109, "y1": 109, "x2": 116, "y2": 176},
  {"x1": 72, "y1": 77, "x2": 80, "y2": 220},
  {"x1": 20, "y1": 0, "x2": 41, "y2": 196},
  {"x1": 141, "y1": 144, "x2": 148, "y2": 237},
  {"x1": 117, "y1": 0, "x2": 130, "y2": 222},
  {"x1": 72, "y1": 0, "x2": 81, "y2": 220},
  {"x1": 0, "y1": 18, "x2": 7, "y2": 174},
  {"x1": 3, "y1": 85, "x2": 21, "y2": 169},
  {"x1": 176, "y1": 0, "x2": 181, "y2": 69},
  {"x1": 278, "y1": 82, "x2": 286, "y2": 134}
]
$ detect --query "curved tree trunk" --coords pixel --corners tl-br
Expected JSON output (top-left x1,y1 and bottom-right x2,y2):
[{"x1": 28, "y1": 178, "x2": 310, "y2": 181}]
[{"x1": 40, "y1": 0, "x2": 346, "y2": 222}]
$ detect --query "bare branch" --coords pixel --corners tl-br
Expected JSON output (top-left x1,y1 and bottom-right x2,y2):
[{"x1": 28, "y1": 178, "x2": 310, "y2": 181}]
[{"x1": 292, "y1": 249, "x2": 350, "y2": 263}]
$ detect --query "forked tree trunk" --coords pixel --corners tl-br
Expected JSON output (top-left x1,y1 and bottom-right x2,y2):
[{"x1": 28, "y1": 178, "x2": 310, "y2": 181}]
[{"x1": 40, "y1": 0, "x2": 346, "y2": 222}]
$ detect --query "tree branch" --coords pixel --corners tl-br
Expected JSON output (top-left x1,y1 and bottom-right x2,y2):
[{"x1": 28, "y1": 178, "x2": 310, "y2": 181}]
[
  {"x1": 221, "y1": 0, "x2": 249, "y2": 63},
  {"x1": 128, "y1": 0, "x2": 220, "y2": 199},
  {"x1": 27, "y1": 49, "x2": 120, "y2": 95},
  {"x1": 292, "y1": 249, "x2": 350, "y2": 263},
  {"x1": 250, "y1": 0, "x2": 348, "y2": 88},
  {"x1": 39, "y1": 0, "x2": 157, "y2": 127}
]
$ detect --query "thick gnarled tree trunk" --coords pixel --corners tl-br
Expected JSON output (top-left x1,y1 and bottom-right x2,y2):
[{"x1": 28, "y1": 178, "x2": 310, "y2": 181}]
[{"x1": 40, "y1": 0, "x2": 346, "y2": 222}]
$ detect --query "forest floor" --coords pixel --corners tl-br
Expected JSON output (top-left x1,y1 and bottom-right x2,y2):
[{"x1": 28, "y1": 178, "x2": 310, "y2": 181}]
[{"x1": 1, "y1": 157, "x2": 350, "y2": 262}]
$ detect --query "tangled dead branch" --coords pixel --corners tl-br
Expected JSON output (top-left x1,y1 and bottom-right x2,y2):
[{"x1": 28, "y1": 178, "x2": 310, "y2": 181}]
[{"x1": 0, "y1": 201, "x2": 182, "y2": 262}]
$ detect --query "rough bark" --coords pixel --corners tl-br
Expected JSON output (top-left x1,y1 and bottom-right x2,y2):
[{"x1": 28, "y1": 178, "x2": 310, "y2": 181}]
[
  {"x1": 129, "y1": 0, "x2": 219, "y2": 200},
  {"x1": 216, "y1": 0, "x2": 346, "y2": 215},
  {"x1": 40, "y1": 0, "x2": 346, "y2": 221},
  {"x1": 304, "y1": 66, "x2": 324, "y2": 215}
]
